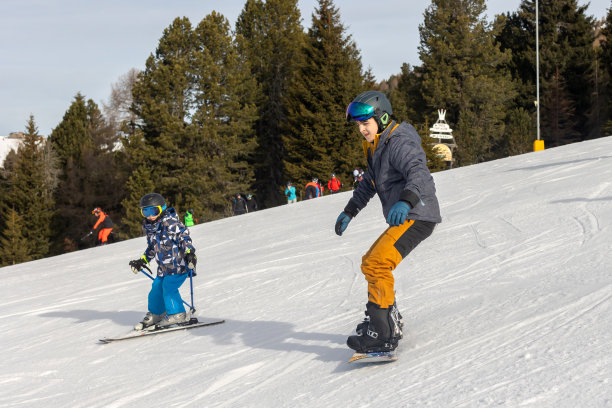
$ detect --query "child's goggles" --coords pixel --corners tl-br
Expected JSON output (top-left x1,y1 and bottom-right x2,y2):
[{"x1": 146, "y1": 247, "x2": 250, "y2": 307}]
[
  {"x1": 140, "y1": 204, "x2": 166, "y2": 218},
  {"x1": 346, "y1": 102, "x2": 374, "y2": 122}
]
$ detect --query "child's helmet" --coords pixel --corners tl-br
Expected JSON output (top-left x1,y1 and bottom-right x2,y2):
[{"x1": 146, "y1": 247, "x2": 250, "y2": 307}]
[
  {"x1": 91, "y1": 207, "x2": 101, "y2": 215},
  {"x1": 353, "y1": 169, "x2": 359, "y2": 177},
  {"x1": 140, "y1": 193, "x2": 166, "y2": 208},
  {"x1": 346, "y1": 91, "x2": 393, "y2": 132}
]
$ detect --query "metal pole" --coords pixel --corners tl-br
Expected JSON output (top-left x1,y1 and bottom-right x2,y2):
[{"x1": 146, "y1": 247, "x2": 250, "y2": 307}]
[{"x1": 536, "y1": 0, "x2": 540, "y2": 141}]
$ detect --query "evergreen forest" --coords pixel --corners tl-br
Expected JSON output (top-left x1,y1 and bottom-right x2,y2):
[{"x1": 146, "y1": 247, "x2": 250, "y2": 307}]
[{"x1": 2, "y1": 0, "x2": 612, "y2": 265}]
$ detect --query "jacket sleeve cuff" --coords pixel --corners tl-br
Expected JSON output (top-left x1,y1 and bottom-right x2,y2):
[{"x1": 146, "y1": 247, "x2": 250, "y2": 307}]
[
  {"x1": 343, "y1": 200, "x2": 361, "y2": 218},
  {"x1": 399, "y1": 189, "x2": 420, "y2": 209}
]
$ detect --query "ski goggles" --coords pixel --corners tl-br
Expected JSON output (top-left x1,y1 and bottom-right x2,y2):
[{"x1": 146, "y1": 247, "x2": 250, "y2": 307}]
[
  {"x1": 346, "y1": 102, "x2": 374, "y2": 122},
  {"x1": 140, "y1": 204, "x2": 166, "y2": 218}
]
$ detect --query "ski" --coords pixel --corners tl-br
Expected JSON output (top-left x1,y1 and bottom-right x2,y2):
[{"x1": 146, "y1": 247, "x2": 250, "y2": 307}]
[
  {"x1": 99, "y1": 318, "x2": 224, "y2": 343},
  {"x1": 348, "y1": 351, "x2": 398, "y2": 364}
]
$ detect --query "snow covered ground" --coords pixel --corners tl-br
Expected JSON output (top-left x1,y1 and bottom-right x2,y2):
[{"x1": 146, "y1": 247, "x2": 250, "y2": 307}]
[{"x1": 1, "y1": 137, "x2": 611, "y2": 408}]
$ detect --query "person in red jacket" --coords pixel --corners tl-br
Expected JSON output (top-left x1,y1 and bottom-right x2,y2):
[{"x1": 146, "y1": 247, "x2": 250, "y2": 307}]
[
  {"x1": 327, "y1": 173, "x2": 342, "y2": 194},
  {"x1": 91, "y1": 207, "x2": 113, "y2": 246}
]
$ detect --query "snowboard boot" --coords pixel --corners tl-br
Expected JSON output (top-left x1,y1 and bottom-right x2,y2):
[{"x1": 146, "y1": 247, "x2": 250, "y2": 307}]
[
  {"x1": 347, "y1": 302, "x2": 402, "y2": 353},
  {"x1": 156, "y1": 312, "x2": 188, "y2": 328},
  {"x1": 354, "y1": 300, "x2": 404, "y2": 339},
  {"x1": 134, "y1": 311, "x2": 163, "y2": 330}
]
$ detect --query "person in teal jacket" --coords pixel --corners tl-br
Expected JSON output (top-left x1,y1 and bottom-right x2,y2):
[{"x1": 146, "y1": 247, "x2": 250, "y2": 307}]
[
  {"x1": 285, "y1": 182, "x2": 297, "y2": 204},
  {"x1": 184, "y1": 209, "x2": 197, "y2": 227}
]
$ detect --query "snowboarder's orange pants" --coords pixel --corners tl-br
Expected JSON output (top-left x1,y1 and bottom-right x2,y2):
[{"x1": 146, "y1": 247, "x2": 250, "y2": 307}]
[{"x1": 361, "y1": 220, "x2": 435, "y2": 308}]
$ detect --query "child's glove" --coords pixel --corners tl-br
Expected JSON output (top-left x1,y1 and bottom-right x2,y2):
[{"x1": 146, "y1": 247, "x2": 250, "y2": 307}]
[
  {"x1": 386, "y1": 201, "x2": 411, "y2": 226},
  {"x1": 335, "y1": 212, "x2": 352, "y2": 236},
  {"x1": 129, "y1": 256, "x2": 149, "y2": 274},
  {"x1": 185, "y1": 249, "x2": 197, "y2": 269}
]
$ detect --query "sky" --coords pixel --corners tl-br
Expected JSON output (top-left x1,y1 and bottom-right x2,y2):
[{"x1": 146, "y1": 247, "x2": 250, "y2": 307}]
[
  {"x1": 1, "y1": 0, "x2": 610, "y2": 136},
  {"x1": 1, "y1": 137, "x2": 611, "y2": 407}
]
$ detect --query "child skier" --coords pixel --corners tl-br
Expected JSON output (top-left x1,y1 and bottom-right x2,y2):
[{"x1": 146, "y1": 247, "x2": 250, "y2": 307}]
[
  {"x1": 129, "y1": 193, "x2": 197, "y2": 330},
  {"x1": 336, "y1": 91, "x2": 441, "y2": 354}
]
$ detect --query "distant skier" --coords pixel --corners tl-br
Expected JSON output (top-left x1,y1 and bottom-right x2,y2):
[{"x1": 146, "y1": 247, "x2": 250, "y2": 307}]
[
  {"x1": 232, "y1": 193, "x2": 248, "y2": 215},
  {"x1": 128, "y1": 193, "x2": 197, "y2": 330},
  {"x1": 184, "y1": 208, "x2": 197, "y2": 227},
  {"x1": 246, "y1": 194, "x2": 258, "y2": 212},
  {"x1": 90, "y1": 207, "x2": 113, "y2": 246},
  {"x1": 336, "y1": 91, "x2": 441, "y2": 354},
  {"x1": 285, "y1": 182, "x2": 297, "y2": 204},
  {"x1": 327, "y1": 173, "x2": 342, "y2": 194},
  {"x1": 353, "y1": 168, "x2": 364, "y2": 188},
  {"x1": 304, "y1": 178, "x2": 320, "y2": 199}
]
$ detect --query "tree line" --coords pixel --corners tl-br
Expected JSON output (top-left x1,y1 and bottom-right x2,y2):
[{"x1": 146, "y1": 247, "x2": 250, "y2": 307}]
[{"x1": 1, "y1": 0, "x2": 611, "y2": 266}]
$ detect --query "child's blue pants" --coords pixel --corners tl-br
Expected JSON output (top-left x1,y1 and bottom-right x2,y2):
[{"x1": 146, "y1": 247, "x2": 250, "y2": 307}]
[{"x1": 148, "y1": 274, "x2": 188, "y2": 316}]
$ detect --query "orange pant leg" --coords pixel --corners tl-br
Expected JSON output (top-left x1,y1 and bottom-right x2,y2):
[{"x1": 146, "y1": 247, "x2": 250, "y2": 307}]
[
  {"x1": 361, "y1": 220, "x2": 415, "y2": 308},
  {"x1": 98, "y1": 228, "x2": 112, "y2": 244}
]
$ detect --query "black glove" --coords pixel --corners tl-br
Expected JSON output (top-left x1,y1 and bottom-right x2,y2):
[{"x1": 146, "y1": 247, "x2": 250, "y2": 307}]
[
  {"x1": 129, "y1": 257, "x2": 148, "y2": 274},
  {"x1": 185, "y1": 250, "x2": 197, "y2": 269}
]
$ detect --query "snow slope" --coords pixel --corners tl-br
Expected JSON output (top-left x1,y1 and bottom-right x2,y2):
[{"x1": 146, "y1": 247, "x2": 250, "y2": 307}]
[
  {"x1": 0, "y1": 136, "x2": 22, "y2": 167},
  {"x1": 1, "y1": 138, "x2": 611, "y2": 408}
]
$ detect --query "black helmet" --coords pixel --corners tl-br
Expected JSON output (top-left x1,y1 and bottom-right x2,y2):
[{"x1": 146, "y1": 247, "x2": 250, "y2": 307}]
[
  {"x1": 139, "y1": 193, "x2": 166, "y2": 208},
  {"x1": 346, "y1": 91, "x2": 393, "y2": 132},
  {"x1": 187, "y1": 208, "x2": 194, "y2": 214}
]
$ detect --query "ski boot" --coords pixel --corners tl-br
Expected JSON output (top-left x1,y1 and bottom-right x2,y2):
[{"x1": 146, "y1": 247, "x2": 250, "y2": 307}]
[
  {"x1": 347, "y1": 302, "x2": 403, "y2": 353},
  {"x1": 134, "y1": 311, "x2": 163, "y2": 330},
  {"x1": 156, "y1": 312, "x2": 189, "y2": 328}
]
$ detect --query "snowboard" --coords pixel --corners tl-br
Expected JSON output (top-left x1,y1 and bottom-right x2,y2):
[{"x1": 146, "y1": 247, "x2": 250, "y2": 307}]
[
  {"x1": 348, "y1": 351, "x2": 398, "y2": 364},
  {"x1": 99, "y1": 318, "x2": 224, "y2": 343}
]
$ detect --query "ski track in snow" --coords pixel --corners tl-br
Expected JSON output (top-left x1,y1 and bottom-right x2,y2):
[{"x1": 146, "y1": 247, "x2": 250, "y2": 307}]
[{"x1": 1, "y1": 138, "x2": 612, "y2": 407}]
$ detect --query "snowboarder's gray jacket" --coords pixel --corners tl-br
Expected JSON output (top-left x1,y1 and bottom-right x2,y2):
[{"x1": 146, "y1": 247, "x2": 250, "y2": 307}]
[
  {"x1": 344, "y1": 121, "x2": 442, "y2": 223},
  {"x1": 142, "y1": 207, "x2": 195, "y2": 276}
]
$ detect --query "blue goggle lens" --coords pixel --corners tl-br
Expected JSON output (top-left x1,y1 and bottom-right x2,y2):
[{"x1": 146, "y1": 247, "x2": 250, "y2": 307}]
[
  {"x1": 346, "y1": 102, "x2": 374, "y2": 121},
  {"x1": 141, "y1": 204, "x2": 166, "y2": 218}
]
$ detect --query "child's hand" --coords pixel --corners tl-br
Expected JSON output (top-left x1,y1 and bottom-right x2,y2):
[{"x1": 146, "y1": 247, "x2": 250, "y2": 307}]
[{"x1": 185, "y1": 250, "x2": 197, "y2": 269}]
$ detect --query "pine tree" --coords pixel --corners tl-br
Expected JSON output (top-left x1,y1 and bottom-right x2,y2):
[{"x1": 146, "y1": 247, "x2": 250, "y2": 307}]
[
  {"x1": 541, "y1": 67, "x2": 580, "y2": 146},
  {"x1": 49, "y1": 95, "x2": 122, "y2": 253},
  {"x1": 283, "y1": 0, "x2": 366, "y2": 190},
  {"x1": 0, "y1": 207, "x2": 31, "y2": 266},
  {"x1": 126, "y1": 13, "x2": 258, "y2": 231},
  {"x1": 504, "y1": 107, "x2": 535, "y2": 156},
  {"x1": 236, "y1": 0, "x2": 305, "y2": 207},
  {"x1": 2, "y1": 116, "x2": 54, "y2": 260},
  {"x1": 419, "y1": 0, "x2": 516, "y2": 165},
  {"x1": 598, "y1": 8, "x2": 612, "y2": 136}
]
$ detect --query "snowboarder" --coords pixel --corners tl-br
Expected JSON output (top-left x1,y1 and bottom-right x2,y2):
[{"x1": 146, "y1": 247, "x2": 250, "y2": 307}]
[
  {"x1": 90, "y1": 207, "x2": 113, "y2": 246},
  {"x1": 336, "y1": 91, "x2": 441, "y2": 354},
  {"x1": 128, "y1": 193, "x2": 197, "y2": 330}
]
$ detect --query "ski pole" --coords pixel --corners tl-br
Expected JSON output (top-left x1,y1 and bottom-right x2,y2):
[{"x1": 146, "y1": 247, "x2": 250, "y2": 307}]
[
  {"x1": 138, "y1": 267, "x2": 194, "y2": 311},
  {"x1": 187, "y1": 267, "x2": 196, "y2": 314}
]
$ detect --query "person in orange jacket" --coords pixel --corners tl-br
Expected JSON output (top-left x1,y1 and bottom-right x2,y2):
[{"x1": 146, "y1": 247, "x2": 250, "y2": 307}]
[
  {"x1": 327, "y1": 173, "x2": 342, "y2": 194},
  {"x1": 91, "y1": 207, "x2": 113, "y2": 246}
]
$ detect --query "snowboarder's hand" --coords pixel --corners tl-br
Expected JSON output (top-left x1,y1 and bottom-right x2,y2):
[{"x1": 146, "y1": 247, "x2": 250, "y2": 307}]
[
  {"x1": 185, "y1": 249, "x2": 197, "y2": 269},
  {"x1": 335, "y1": 212, "x2": 352, "y2": 236},
  {"x1": 129, "y1": 256, "x2": 148, "y2": 274},
  {"x1": 386, "y1": 201, "x2": 411, "y2": 227}
]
